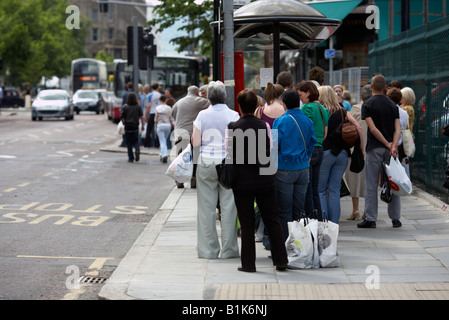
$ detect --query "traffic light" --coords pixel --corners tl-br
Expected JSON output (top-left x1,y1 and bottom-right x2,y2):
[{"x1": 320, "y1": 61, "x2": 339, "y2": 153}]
[
  {"x1": 142, "y1": 26, "x2": 155, "y2": 69},
  {"x1": 99, "y1": 0, "x2": 108, "y2": 13}
]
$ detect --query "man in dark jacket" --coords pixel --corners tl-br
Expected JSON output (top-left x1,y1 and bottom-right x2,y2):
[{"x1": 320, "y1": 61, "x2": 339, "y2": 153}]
[{"x1": 121, "y1": 92, "x2": 145, "y2": 163}]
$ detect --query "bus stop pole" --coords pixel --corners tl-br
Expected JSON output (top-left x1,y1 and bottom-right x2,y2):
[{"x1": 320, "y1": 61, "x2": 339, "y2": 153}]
[
  {"x1": 132, "y1": 17, "x2": 139, "y2": 95},
  {"x1": 223, "y1": 0, "x2": 234, "y2": 110}
]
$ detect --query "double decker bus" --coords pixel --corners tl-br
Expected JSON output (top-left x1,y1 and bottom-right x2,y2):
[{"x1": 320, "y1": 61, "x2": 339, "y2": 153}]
[
  {"x1": 71, "y1": 58, "x2": 107, "y2": 93},
  {"x1": 106, "y1": 56, "x2": 200, "y2": 122}
]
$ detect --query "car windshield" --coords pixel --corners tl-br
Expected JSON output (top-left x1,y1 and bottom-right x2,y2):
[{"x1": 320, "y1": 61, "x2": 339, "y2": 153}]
[
  {"x1": 38, "y1": 92, "x2": 67, "y2": 100},
  {"x1": 77, "y1": 92, "x2": 97, "y2": 99}
]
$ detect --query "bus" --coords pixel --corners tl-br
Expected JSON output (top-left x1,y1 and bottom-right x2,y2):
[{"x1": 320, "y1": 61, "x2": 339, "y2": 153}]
[
  {"x1": 71, "y1": 58, "x2": 108, "y2": 93},
  {"x1": 106, "y1": 56, "x2": 200, "y2": 122}
]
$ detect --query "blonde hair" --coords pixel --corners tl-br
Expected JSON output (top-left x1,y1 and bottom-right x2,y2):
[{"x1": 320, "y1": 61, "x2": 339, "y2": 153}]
[
  {"x1": 401, "y1": 87, "x2": 416, "y2": 106},
  {"x1": 319, "y1": 85, "x2": 341, "y2": 114},
  {"x1": 264, "y1": 82, "x2": 284, "y2": 105}
]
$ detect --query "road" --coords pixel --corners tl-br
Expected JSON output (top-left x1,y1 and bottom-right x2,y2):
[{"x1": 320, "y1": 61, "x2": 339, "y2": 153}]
[{"x1": 0, "y1": 110, "x2": 176, "y2": 299}]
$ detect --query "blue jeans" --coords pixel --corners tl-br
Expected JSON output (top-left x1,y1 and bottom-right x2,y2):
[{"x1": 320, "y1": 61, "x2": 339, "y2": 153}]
[
  {"x1": 305, "y1": 146, "x2": 323, "y2": 218},
  {"x1": 318, "y1": 149, "x2": 348, "y2": 224},
  {"x1": 276, "y1": 168, "x2": 309, "y2": 240},
  {"x1": 157, "y1": 124, "x2": 171, "y2": 158}
]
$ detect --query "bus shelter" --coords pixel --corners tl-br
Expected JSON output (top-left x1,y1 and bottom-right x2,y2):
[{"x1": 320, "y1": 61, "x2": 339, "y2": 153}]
[{"x1": 211, "y1": 0, "x2": 341, "y2": 87}]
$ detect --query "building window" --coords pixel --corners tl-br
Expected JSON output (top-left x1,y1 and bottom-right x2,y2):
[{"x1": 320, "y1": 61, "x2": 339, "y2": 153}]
[
  {"x1": 114, "y1": 48, "x2": 122, "y2": 59},
  {"x1": 109, "y1": 28, "x2": 114, "y2": 39},
  {"x1": 92, "y1": 8, "x2": 98, "y2": 21},
  {"x1": 92, "y1": 28, "x2": 98, "y2": 41},
  {"x1": 108, "y1": 6, "x2": 114, "y2": 20}
]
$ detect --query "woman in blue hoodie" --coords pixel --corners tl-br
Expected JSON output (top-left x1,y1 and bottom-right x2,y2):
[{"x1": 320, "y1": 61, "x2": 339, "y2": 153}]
[{"x1": 272, "y1": 90, "x2": 316, "y2": 240}]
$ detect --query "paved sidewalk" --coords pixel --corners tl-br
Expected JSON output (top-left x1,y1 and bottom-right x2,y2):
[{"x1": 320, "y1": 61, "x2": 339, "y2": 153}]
[{"x1": 99, "y1": 181, "x2": 449, "y2": 300}]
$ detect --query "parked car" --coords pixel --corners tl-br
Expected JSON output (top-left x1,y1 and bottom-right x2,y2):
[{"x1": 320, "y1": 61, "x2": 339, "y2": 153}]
[
  {"x1": 0, "y1": 87, "x2": 25, "y2": 108},
  {"x1": 31, "y1": 89, "x2": 74, "y2": 121},
  {"x1": 96, "y1": 89, "x2": 113, "y2": 119},
  {"x1": 73, "y1": 89, "x2": 105, "y2": 114}
]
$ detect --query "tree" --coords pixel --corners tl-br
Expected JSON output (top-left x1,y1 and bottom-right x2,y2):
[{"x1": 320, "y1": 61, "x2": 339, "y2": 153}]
[
  {"x1": 94, "y1": 50, "x2": 114, "y2": 64},
  {"x1": 149, "y1": 0, "x2": 214, "y2": 58},
  {"x1": 0, "y1": 0, "x2": 88, "y2": 87}
]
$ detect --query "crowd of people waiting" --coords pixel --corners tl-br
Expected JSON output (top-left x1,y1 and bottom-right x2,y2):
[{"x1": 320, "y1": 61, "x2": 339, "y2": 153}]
[{"x1": 120, "y1": 68, "x2": 416, "y2": 272}]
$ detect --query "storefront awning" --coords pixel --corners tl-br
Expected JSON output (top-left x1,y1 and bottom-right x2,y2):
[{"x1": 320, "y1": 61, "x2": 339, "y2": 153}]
[{"x1": 305, "y1": 0, "x2": 363, "y2": 21}]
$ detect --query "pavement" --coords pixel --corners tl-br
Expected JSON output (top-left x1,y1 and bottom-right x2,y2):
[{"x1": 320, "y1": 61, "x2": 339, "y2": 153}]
[{"x1": 98, "y1": 139, "x2": 449, "y2": 301}]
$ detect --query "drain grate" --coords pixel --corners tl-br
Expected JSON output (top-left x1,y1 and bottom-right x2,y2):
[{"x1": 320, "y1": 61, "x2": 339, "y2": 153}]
[{"x1": 79, "y1": 276, "x2": 108, "y2": 284}]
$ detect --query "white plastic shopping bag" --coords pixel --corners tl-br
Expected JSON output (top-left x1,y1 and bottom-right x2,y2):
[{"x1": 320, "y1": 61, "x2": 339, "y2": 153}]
[
  {"x1": 307, "y1": 218, "x2": 320, "y2": 269},
  {"x1": 384, "y1": 155, "x2": 412, "y2": 195},
  {"x1": 117, "y1": 121, "x2": 125, "y2": 135},
  {"x1": 317, "y1": 220, "x2": 340, "y2": 268},
  {"x1": 165, "y1": 144, "x2": 193, "y2": 183},
  {"x1": 285, "y1": 219, "x2": 314, "y2": 269}
]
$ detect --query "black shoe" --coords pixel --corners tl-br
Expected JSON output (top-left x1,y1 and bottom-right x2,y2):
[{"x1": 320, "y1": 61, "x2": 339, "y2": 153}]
[
  {"x1": 127, "y1": 159, "x2": 133, "y2": 163},
  {"x1": 176, "y1": 182, "x2": 184, "y2": 189},
  {"x1": 392, "y1": 219, "x2": 402, "y2": 228},
  {"x1": 357, "y1": 219, "x2": 376, "y2": 228},
  {"x1": 276, "y1": 264, "x2": 287, "y2": 271},
  {"x1": 190, "y1": 177, "x2": 196, "y2": 189},
  {"x1": 238, "y1": 266, "x2": 256, "y2": 273},
  {"x1": 135, "y1": 151, "x2": 140, "y2": 162},
  {"x1": 162, "y1": 156, "x2": 168, "y2": 163}
]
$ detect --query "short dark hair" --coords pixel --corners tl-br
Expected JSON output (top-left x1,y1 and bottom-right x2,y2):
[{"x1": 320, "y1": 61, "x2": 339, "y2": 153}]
[
  {"x1": 159, "y1": 94, "x2": 167, "y2": 103},
  {"x1": 296, "y1": 81, "x2": 319, "y2": 102},
  {"x1": 126, "y1": 92, "x2": 138, "y2": 105},
  {"x1": 237, "y1": 89, "x2": 258, "y2": 114},
  {"x1": 387, "y1": 87, "x2": 402, "y2": 104},
  {"x1": 126, "y1": 82, "x2": 134, "y2": 90},
  {"x1": 309, "y1": 66, "x2": 325, "y2": 85},
  {"x1": 388, "y1": 80, "x2": 402, "y2": 90},
  {"x1": 281, "y1": 89, "x2": 300, "y2": 110},
  {"x1": 372, "y1": 74, "x2": 386, "y2": 92},
  {"x1": 151, "y1": 82, "x2": 159, "y2": 90},
  {"x1": 276, "y1": 71, "x2": 293, "y2": 88}
]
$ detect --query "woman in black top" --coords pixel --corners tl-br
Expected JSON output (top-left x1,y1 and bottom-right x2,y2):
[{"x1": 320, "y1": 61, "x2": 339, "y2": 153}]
[
  {"x1": 120, "y1": 92, "x2": 145, "y2": 162},
  {"x1": 229, "y1": 89, "x2": 288, "y2": 272}
]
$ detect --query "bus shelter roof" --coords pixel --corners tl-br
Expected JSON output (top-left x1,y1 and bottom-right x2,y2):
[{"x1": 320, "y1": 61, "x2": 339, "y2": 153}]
[{"x1": 211, "y1": 0, "x2": 342, "y2": 51}]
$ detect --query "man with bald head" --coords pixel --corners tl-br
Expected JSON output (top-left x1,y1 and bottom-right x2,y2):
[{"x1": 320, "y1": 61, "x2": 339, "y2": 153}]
[
  {"x1": 171, "y1": 85, "x2": 211, "y2": 188},
  {"x1": 358, "y1": 74, "x2": 402, "y2": 228}
]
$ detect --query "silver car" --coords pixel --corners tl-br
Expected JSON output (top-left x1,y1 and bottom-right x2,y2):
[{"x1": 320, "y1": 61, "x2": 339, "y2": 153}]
[{"x1": 31, "y1": 89, "x2": 74, "y2": 121}]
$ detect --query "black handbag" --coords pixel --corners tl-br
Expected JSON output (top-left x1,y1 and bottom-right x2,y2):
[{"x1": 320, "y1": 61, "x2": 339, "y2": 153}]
[
  {"x1": 215, "y1": 126, "x2": 235, "y2": 189},
  {"x1": 215, "y1": 158, "x2": 235, "y2": 189},
  {"x1": 350, "y1": 139, "x2": 364, "y2": 173}
]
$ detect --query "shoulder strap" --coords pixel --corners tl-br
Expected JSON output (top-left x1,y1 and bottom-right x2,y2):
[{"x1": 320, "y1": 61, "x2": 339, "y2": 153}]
[
  {"x1": 288, "y1": 114, "x2": 306, "y2": 147},
  {"x1": 315, "y1": 102, "x2": 325, "y2": 128}
]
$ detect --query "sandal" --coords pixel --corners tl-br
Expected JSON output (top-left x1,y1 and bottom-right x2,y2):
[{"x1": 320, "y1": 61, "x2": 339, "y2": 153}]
[{"x1": 346, "y1": 211, "x2": 361, "y2": 220}]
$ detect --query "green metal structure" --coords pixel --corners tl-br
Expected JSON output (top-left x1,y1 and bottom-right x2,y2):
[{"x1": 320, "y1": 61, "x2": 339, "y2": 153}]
[{"x1": 369, "y1": 16, "x2": 449, "y2": 202}]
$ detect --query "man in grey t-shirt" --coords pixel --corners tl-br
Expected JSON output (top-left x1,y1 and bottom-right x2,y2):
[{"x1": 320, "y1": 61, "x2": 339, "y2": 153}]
[{"x1": 171, "y1": 85, "x2": 210, "y2": 188}]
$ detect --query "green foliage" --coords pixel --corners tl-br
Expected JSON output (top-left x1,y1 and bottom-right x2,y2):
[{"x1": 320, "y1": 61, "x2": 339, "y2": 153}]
[
  {"x1": 0, "y1": 0, "x2": 88, "y2": 87},
  {"x1": 149, "y1": 0, "x2": 214, "y2": 58},
  {"x1": 94, "y1": 50, "x2": 114, "y2": 63}
]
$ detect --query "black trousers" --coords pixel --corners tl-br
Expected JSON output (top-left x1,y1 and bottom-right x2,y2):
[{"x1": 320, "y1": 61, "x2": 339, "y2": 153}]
[{"x1": 233, "y1": 186, "x2": 288, "y2": 269}]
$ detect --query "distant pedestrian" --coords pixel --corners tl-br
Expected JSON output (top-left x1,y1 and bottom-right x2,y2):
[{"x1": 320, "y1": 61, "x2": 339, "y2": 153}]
[
  {"x1": 358, "y1": 74, "x2": 402, "y2": 228},
  {"x1": 144, "y1": 83, "x2": 161, "y2": 148},
  {"x1": 318, "y1": 85, "x2": 363, "y2": 224},
  {"x1": 171, "y1": 85, "x2": 210, "y2": 188},
  {"x1": 272, "y1": 89, "x2": 316, "y2": 240},
  {"x1": 164, "y1": 87, "x2": 175, "y2": 107},
  {"x1": 155, "y1": 95, "x2": 174, "y2": 163},
  {"x1": 255, "y1": 82, "x2": 284, "y2": 128},
  {"x1": 230, "y1": 89, "x2": 288, "y2": 272},
  {"x1": 120, "y1": 93, "x2": 145, "y2": 163},
  {"x1": 297, "y1": 81, "x2": 330, "y2": 218},
  {"x1": 276, "y1": 71, "x2": 294, "y2": 90},
  {"x1": 344, "y1": 85, "x2": 371, "y2": 221},
  {"x1": 334, "y1": 85, "x2": 351, "y2": 112},
  {"x1": 308, "y1": 66, "x2": 325, "y2": 86},
  {"x1": 120, "y1": 82, "x2": 134, "y2": 147},
  {"x1": 191, "y1": 81, "x2": 240, "y2": 259}
]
